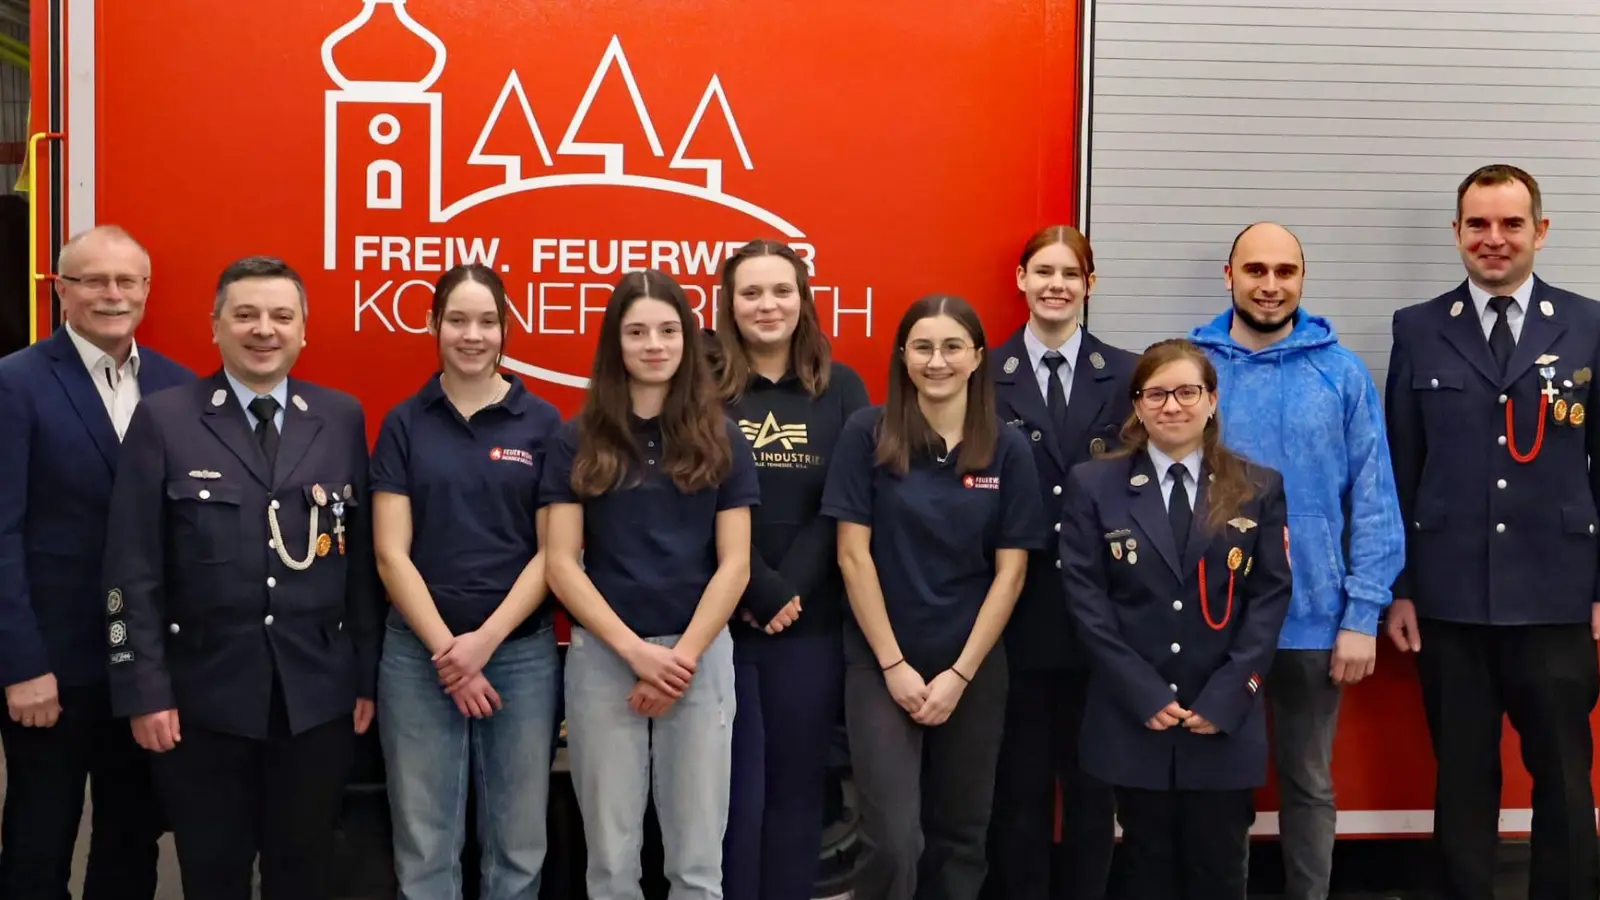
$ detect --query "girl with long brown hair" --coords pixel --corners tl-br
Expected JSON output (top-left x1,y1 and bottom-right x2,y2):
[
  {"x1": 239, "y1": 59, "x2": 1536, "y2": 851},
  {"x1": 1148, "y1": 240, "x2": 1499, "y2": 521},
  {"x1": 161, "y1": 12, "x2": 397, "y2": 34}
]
[
  {"x1": 539, "y1": 268, "x2": 760, "y2": 899},
  {"x1": 820, "y1": 294, "x2": 1046, "y2": 900},
  {"x1": 706, "y1": 239, "x2": 869, "y2": 900},
  {"x1": 1058, "y1": 338, "x2": 1294, "y2": 900}
]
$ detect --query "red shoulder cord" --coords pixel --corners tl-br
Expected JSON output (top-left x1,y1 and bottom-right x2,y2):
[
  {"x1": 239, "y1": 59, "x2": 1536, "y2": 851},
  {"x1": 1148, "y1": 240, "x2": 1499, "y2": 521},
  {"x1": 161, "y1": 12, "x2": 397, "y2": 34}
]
[
  {"x1": 1505, "y1": 393, "x2": 1548, "y2": 464},
  {"x1": 1196, "y1": 558, "x2": 1235, "y2": 631}
]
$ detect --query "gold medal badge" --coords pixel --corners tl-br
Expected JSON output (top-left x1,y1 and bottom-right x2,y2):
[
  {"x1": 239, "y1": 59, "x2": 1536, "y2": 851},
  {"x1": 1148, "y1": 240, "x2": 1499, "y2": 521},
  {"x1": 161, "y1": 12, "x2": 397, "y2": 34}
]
[
  {"x1": 317, "y1": 533, "x2": 332, "y2": 557},
  {"x1": 1556, "y1": 398, "x2": 1569, "y2": 423},
  {"x1": 1111, "y1": 542, "x2": 1123, "y2": 560},
  {"x1": 1573, "y1": 402, "x2": 1587, "y2": 426},
  {"x1": 1227, "y1": 547, "x2": 1243, "y2": 571}
]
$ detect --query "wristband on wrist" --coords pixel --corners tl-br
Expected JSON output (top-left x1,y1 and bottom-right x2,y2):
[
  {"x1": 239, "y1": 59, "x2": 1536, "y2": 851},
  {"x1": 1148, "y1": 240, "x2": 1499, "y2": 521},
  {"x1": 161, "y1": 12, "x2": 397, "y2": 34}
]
[
  {"x1": 881, "y1": 657, "x2": 905, "y2": 673},
  {"x1": 950, "y1": 666, "x2": 972, "y2": 683}
]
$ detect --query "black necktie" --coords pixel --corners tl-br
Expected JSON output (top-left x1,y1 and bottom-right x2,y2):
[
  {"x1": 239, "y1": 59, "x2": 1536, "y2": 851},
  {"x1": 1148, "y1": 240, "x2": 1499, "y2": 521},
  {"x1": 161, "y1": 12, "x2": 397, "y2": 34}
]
[
  {"x1": 1168, "y1": 463, "x2": 1192, "y2": 552},
  {"x1": 1488, "y1": 295, "x2": 1516, "y2": 374},
  {"x1": 1043, "y1": 351, "x2": 1070, "y2": 434},
  {"x1": 248, "y1": 396, "x2": 281, "y2": 469}
]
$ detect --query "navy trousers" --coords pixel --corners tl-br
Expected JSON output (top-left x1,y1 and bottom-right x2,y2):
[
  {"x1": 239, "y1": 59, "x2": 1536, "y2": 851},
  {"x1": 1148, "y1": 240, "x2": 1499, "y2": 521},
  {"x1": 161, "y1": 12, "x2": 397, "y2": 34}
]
[{"x1": 722, "y1": 632, "x2": 845, "y2": 900}]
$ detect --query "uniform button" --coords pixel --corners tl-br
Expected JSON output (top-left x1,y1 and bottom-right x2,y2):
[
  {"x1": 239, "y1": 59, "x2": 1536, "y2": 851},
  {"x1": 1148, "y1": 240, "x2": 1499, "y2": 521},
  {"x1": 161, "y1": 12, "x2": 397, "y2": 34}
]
[
  {"x1": 1497, "y1": 479, "x2": 1507, "y2": 489},
  {"x1": 1499, "y1": 394, "x2": 1509, "y2": 404},
  {"x1": 1052, "y1": 485, "x2": 1062, "y2": 496},
  {"x1": 647, "y1": 440, "x2": 656, "y2": 448},
  {"x1": 647, "y1": 459, "x2": 657, "y2": 466},
  {"x1": 1496, "y1": 523, "x2": 1506, "y2": 534},
  {"x1": 264, "y1": 615, "x2": 274, "y2": 626},
  {"x1": 267, "y1": 577, "x2": 277, "y2": 588},
  {"x1": 1172, "y1": 600, "x2": 1183, "y2": 611},
  {"x1": 1170, "y1": 642, "x2": 1181, "y2": 654},
  {"x1": 1168, "y1": 683, "x2": 1179, "y2": 693},
  {"x1": 1591, "y1": 525, "x2": 1596, "y2": 535},
  {"x1": 168, "y1": 623, "x2": 180, "y2": 634},
  {"x1": 1054, "y1": 522, "x2": 1061, "y2": 533},
  {"x1": 198, "y1": 489, "x2": 211, "y2": 500},
  {"x1": 1430, "y1": 378, "x2": 1439, "y2": 388},
  {"x1": 1055, "y1": 559, "x2": 1062, "y2": 570},
  {"x1": 1497, "y1": 435, "x2": 1507, "y2": 446}
]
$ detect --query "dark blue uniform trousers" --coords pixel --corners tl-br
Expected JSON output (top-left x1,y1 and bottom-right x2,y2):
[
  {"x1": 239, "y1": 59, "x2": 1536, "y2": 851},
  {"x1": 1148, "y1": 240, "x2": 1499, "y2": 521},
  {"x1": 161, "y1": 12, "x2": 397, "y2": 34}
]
[{"x1": 722, "y1": 632, "x2": 844, "y2": 900}]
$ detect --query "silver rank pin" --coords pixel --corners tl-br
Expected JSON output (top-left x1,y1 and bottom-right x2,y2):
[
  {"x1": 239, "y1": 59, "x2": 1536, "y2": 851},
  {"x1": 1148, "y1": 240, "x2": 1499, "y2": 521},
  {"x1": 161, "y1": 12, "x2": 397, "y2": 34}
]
[
  {"x1": 188, "y1": 470, "x2": 222, "y2": 480},
  {"x1": 1090, "y1": 351, "x2": 1105, "y2": 370},
  {"x1": 211, "y1": 389, "x2": 228, "y2": 407},
  {"x1": 1541, "y1": 300, "x2": 1556, "y2": 317},
  {"x1": 1003, "y1": 357, "x2": 1019, "y2": 374},
  {"x1": 293, "y1": 395, "x2": 309, "y2": 412},
  {"x1": 1130, "y1": 474, "x2": 1150, "y2": 487}
]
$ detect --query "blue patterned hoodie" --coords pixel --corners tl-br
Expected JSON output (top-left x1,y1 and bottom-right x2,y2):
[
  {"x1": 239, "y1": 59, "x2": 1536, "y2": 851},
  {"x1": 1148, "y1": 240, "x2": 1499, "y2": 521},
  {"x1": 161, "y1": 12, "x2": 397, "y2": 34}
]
[{"x1": 1190, "y1": 309, "x2": 1404, "y2": 650}]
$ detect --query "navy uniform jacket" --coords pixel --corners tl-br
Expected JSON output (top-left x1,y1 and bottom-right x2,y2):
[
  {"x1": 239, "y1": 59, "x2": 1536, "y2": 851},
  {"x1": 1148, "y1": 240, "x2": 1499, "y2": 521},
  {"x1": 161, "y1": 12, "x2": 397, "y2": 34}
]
[
  {"x1": 0, "y1": 329, "x2": 193, "y2": 689},
  {"x1": 992, "y1": 326, "x2": 1135, "y2": 671},
  {"x1": 103, "y1": 371, "x2": 381, "y2": 739},
  {"x1": 1058, "y1": 451, "x2": 1293, "y2": 791},
  {"x1": 1386, "y1": 278, "x2": 1600, "y2": 625}
]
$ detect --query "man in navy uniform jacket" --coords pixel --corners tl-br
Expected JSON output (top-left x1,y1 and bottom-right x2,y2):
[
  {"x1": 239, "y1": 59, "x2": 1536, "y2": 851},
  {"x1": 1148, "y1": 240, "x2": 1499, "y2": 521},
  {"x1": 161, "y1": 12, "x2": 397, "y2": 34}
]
[
  {"x1": 103, "y1": 255, "x2": 381, "y2": 900},
  {"x1": 0, "y1": 225, "x2": 192, "y2": 900},
  {"x1": 1385, "y1": 164, "x2": 1600, "y2": 900}
]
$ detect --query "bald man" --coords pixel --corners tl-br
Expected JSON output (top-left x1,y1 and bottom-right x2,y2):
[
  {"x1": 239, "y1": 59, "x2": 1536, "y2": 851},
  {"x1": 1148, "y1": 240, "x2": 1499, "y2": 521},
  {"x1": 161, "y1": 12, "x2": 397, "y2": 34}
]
[
  {"x1": 0, "y1": 225, "x2": 193, "y2": 900},
  {"x1": 1189, "y1": 222, "x2": 1404, "y2": 900}
]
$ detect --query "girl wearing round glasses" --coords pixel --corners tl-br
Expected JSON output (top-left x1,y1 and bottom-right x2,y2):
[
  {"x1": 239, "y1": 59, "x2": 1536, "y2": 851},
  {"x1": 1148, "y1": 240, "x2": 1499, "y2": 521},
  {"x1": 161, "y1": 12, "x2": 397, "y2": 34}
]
[
  {"x1": 820, "y1": 294, "x2": 1046, "y2": 900},
  {"x1": 1057, "y1": 338, "x2": 1292, "y2": 900},
  {"x1": 987, "y1": 225, "x2": 1131, "y2": 900}
]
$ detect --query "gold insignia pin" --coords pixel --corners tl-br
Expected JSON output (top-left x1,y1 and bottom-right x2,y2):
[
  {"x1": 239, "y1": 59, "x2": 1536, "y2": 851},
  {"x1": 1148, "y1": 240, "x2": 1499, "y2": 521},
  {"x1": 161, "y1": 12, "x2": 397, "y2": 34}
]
[
  {"x1": 1130, "y1": 474, "x2": 1150, "y2": 487},
  {"x1": 292, "y1": 395, "x2": 309, "y2": 412},
  {"x1": 1572, "y1": 402, "x2": 1587, "y2": 426},
  {"x1": 1003, "y1": 357, "x2": 1019, "y2": 374},
  {"x1": 1244, "y1": 557, "x2": 1254, "y2": 576},
  {"x1": 1537, "y1": 354, "x2": 1561, "y2": 365},
  {"x1": 106, "y1": 589, "x2": 123, "y2": 615},
  {"x1": 312, "y1": 484, "x2": 328, "y2": 507},
  {"x1": 1228, "y1": 547, "x2": 1243, "y2": 571},
  {"x1": 1090, "y1": 437, "x2": 1107, "y2": 456},
  {"x1": 1090, "y1": 351, "x2": 1106, "y2": 370},
  {"x1": 1541, "y1": 300, "x2": 1555, "y2": 317},
  {"x1": 1228, "y1": 517, "x2": 1258, "y2": 532},
  {"x1": 317, "y1": 533, "x2": 332, "y2": 558},
  {"x1": 1111, "y1": 542, "x2": 1123, "y2": 560},
  {"x1": 210, "y1": 389, "x2": 227, "y2": 407},
  {"x1": 1449, "y1": 300, "x2": 1463, "y2": 317},
  {"x1": 1556, "y1": 399, "x2": 1569, "y2": 423},
  {"x1": 1577, "y1": 367, "x2": 1593, "y2": 386}
]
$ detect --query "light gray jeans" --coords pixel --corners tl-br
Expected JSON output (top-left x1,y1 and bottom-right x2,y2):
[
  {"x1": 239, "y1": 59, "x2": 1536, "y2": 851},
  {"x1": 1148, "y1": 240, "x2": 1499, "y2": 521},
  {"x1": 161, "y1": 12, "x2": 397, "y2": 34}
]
[
  {"x1": 1267, "y1": 649, "x2": 1343, "y2": 900},
  {"x1": 565, "y1": 626, "x2": 736, "y2": 900}
]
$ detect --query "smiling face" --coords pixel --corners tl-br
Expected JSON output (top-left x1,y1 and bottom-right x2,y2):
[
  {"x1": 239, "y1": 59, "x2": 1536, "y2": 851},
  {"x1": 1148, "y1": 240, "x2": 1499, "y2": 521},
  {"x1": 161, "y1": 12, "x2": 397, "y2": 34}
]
[
  {"x1": 56, "y1": 233, "x2": 150, "y2": 352},
  {"x1": 1455, "y1": 178, "x2": 1547, "y2": 293},
  {"x1": 620, "y1": 296, "x2": 684, "y2": 385},
  {"x1": 730, "y1": 254, "x2": 802, "y2": 351},
  {"x1": 431, "y1": 279, "x2": 503, "y2": 378},
  {"x1": 212, "y1": 277, "x2": 306, "y2": 389},
  {"x1": 1016, "y1": 240, "x2": 1094, "y2": 331},
  {"x1": 902, "y1": 313, "x2": 982, "y2": 403},
  {"x1": 1224, "y1": 223, "x2": 1303, "y2": 337},
  {"x1": 1134, "y1": 357, "x2": 1216, "y2": 455}
]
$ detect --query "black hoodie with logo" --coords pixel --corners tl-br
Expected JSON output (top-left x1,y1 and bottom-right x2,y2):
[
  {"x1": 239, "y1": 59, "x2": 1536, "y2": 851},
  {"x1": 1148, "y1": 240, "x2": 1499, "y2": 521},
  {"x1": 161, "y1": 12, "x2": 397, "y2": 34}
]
[{"x1": 713, "y1": 344, "x2": 871, "y2": 650}]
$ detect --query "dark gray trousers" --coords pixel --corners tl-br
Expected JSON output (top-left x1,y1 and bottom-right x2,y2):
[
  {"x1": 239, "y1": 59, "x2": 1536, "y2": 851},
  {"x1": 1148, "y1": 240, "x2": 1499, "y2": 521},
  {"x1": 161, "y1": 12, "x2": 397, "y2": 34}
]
[{"x1": 1267, "y1": 649, "x2": 1343, "y2": 900}]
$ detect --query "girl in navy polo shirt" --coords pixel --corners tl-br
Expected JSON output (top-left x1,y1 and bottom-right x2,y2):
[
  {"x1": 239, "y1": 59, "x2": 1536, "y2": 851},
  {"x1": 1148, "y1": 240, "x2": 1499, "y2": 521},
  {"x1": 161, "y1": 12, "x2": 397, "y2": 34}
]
[
  {"x1": 541, "y1": 268, "x2": 760, "y2": 900},
  {"x1": 706, "y1": 239, "x2": 870, "y2": 900},
  {"x1": 820, "y1": 294, "x2": 1046, "y2": 900},
  {"x1": 370, "y1": 264, "x2": 565, "y2": 899}
]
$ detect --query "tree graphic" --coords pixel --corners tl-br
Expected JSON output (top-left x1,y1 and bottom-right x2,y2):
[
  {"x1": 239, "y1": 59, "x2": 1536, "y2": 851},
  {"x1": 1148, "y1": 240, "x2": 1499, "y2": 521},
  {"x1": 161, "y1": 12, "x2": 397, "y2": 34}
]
[
  {"x1": 556, "y1": 35, "x2": 666, "y2": 176},
  {"x1": 669, "y1": 75, "x2": 753, "y2": 194},
  {"x1": 468, "y1": 70, "x2": 554, "y2": 183}
]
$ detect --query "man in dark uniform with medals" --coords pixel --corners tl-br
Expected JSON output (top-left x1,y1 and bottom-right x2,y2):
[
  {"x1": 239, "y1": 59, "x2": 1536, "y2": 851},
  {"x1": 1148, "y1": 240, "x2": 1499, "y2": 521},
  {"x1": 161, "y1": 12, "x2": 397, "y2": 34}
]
[
  {"x1": 1385, "y1": 164, "x2": 1600, "y2": 900},
  {"x1": 102, "y1": 256, "x2": 381, "y2": 900}
]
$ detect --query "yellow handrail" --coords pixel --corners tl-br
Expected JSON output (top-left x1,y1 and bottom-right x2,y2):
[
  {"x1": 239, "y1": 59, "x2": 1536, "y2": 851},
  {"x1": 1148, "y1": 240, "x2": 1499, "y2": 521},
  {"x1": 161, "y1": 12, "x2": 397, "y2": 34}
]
[{"x1": 26, "y1": 130, "x2": 62, "y2": 345}]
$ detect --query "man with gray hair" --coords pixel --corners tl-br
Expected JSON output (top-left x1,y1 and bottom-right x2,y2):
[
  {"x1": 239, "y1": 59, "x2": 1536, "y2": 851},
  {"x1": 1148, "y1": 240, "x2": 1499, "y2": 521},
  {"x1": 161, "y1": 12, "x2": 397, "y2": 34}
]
[
  {"x1": 0, "y1": 225, "x2": 193, "y2": 899},
  {"x1": 102, "y1": 255, "x2": 381, "y2": 900}
]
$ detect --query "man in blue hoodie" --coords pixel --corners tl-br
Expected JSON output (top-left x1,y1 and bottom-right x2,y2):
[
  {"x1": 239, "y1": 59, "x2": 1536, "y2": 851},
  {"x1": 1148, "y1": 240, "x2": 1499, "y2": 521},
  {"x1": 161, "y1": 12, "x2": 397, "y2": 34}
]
[{"x1": 1189, "y1": 221, "x2": 1405, "y2": 900}]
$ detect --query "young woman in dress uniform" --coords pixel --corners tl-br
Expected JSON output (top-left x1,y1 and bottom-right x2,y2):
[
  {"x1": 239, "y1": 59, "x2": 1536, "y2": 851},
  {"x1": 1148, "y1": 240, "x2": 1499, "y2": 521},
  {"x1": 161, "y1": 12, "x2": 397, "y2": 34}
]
[
  {"x1": 820, "y1": 294, "x2": 1046, "y2": 900},
  {"x1": 707, "y1": 239, "x2": 870, "y2": 900},
  {"x1": 985, "y1": 225, "x2": 1132, "y2": 900},
  {"x1": 370, "y1": 264, "x2": 565, "y2": 899},
  {"x1": 1058, "y1": 338, "x2": 1293, "y2": 900},
  {"x1": 540, "y1": 268, "x2": 760, "y2": 900}
]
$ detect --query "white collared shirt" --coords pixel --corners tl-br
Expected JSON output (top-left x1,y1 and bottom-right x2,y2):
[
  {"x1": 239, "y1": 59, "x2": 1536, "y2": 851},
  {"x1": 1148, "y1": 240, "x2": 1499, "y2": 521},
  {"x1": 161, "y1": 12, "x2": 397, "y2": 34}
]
[
  {"x1": 1022, "y1": 323, "x2": 1083, "y2": 405},
  {"x1": 1146, "y1": 444, "x2": 1201, "y2": 512},
  {"x1": 64, "y1": 323, "x2": 141, "y2": 440},
  {"x1": 1467, "y1": 274, "x2": 1533, "y2": 343}
]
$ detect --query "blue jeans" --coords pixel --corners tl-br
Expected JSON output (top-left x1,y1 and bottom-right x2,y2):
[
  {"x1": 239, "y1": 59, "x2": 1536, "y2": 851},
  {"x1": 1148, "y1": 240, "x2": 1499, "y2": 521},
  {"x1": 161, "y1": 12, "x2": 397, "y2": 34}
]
[
  {"x1": 378, "y1": 622, "x2": 560, "y2": 900},
  {"x1": 566, "y1": 626, "x2": 736, "y2": 900}
]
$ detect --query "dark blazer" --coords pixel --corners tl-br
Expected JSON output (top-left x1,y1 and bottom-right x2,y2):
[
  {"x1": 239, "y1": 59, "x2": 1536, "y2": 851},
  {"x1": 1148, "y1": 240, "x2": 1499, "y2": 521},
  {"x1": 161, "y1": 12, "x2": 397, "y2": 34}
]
[
  {"x1": 1058, "y1": 450, "x2": 1292, "y2": 791},
  {"x1": 1386, "y1": 277, "x2": 1600, "y2": 625},
  {"x1": 992, "y1": 326, "x2": 1136, "y2": 670},
  {"x1": 103, "y1": 370, "x2": 381, "y2": 740},
  {"x1": 0, "y1": 328, "x2": 193, "y2": 688}
]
